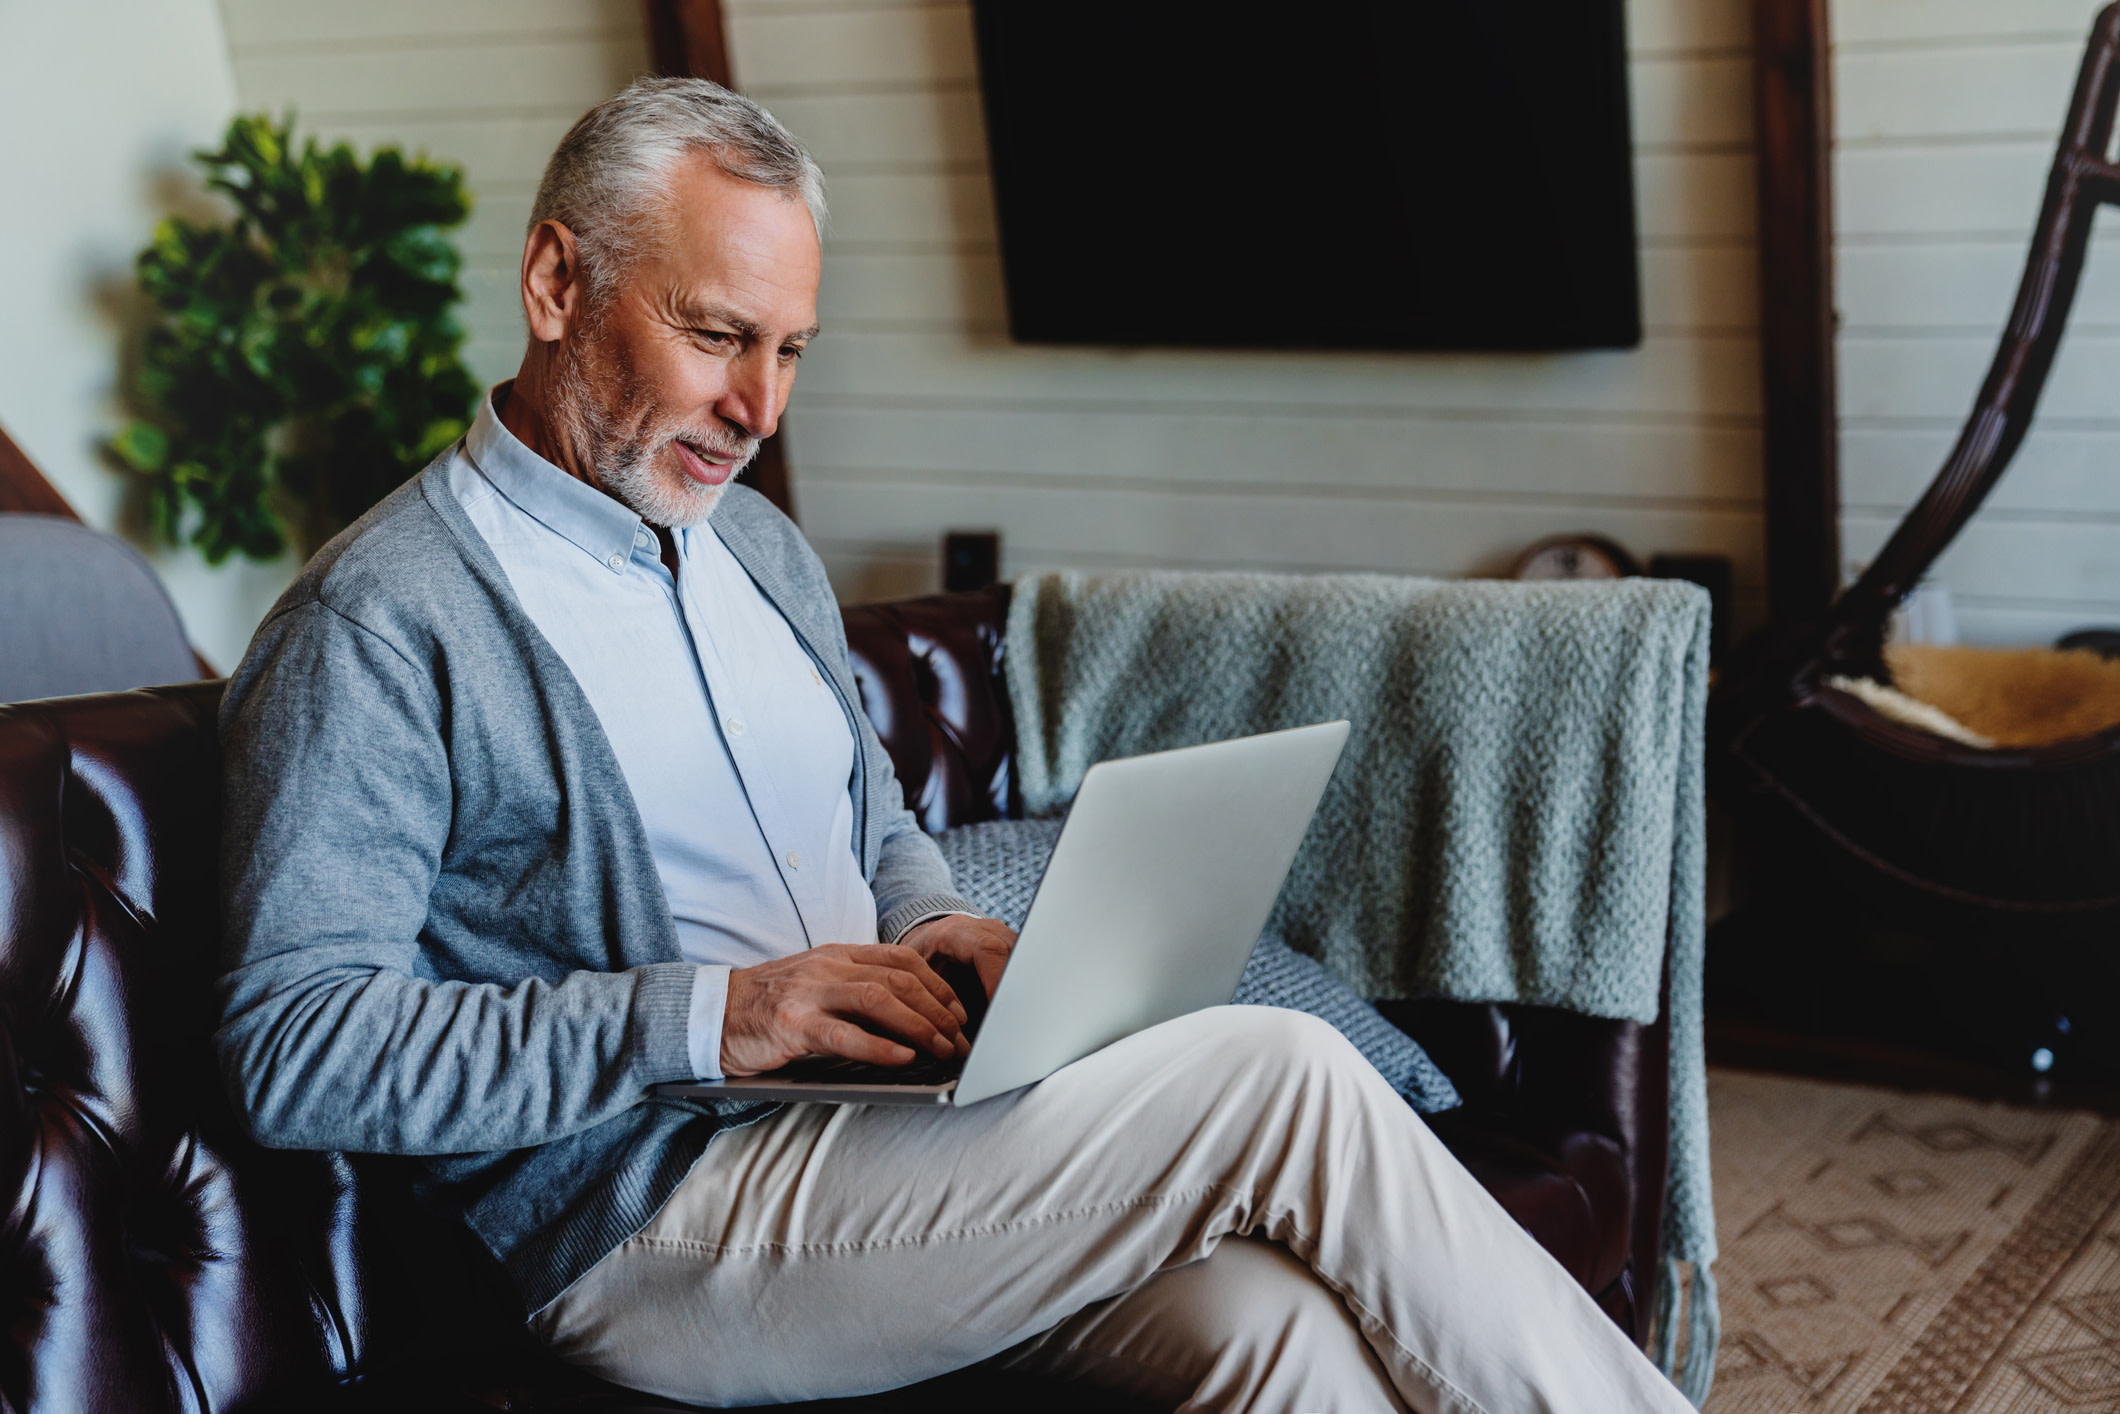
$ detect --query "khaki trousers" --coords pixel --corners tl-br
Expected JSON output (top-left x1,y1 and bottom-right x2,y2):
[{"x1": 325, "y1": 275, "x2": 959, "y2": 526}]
[{"x1": 533, "y1": 1006, "x2": 1691, "y2": 1413}]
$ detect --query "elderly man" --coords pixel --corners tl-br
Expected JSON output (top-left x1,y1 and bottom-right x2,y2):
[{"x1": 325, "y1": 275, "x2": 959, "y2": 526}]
[{"x1": 215, "y1": 79, "x2": 1692, "y2": 1412}]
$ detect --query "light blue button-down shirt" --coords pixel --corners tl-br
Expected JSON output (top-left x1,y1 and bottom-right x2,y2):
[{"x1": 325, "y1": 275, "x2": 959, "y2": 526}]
[{"x1": 447, "y1": 387, "x2": 877, "y2": 1078}]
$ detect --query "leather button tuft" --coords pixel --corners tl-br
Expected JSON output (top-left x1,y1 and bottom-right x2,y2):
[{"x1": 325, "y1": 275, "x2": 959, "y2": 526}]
[{"x1": 840, "y1": 588, "x2": 1015, "y2": 834}]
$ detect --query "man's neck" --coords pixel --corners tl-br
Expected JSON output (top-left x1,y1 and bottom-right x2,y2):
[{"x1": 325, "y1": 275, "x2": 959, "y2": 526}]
[
  {"x1": 497, "y1": 355, "x2": 601, "y2": 492},
  {"x1": 496, "y1": 364, "x2": 685, "y2": 580}
]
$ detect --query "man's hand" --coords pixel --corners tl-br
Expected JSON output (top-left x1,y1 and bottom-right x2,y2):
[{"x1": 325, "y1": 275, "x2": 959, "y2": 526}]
[
  {"x1": 721, "y1": 944, "x2": 971, "y2": 1077},
  {"x1": 898, "y1": 914, "x2": 1017, "y2": 1001}
]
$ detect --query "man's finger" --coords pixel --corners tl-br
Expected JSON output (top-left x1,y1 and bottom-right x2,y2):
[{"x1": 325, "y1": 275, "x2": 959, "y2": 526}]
[
  {"x1": 973, "y1": 944, "x2": 1009, "y2": 1000},
  {"x1": 976, "y1": 923, "x2": 1016, "y2": 995},
  {"x1": 850, "y1": 969, "x2": 964, "y2": 1049},
  {"x1": 818, "y1": 987, "x2": 957, "y2": 1060},
  {"x1": 827, "y1": 959, "x2": 965, "y2": 1043},
  {"x1": 937, "y1": 921, "x2": 1014, "y2": 999},
  {"x1": 823, "y1": 981, "x2": 963, "y2": 1059},
  {"x1": 807, "y1": 1014, "x2": 916, "y2": 1067},
  {"x1": 872, "y1": 964, "x2": 970, "y2": 1038},
  {"x1": 851, "y1": 943, "x2": 970, "y2": 1025}
]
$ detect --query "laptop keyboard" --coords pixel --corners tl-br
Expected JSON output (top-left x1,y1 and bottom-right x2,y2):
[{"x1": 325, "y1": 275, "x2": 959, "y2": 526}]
[{"x1": 771, "y1": 1052, "x2": 966, "y2": 1087}]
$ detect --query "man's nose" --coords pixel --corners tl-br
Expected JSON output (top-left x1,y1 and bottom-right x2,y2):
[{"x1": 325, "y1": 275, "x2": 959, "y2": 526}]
[{"x1": 721, "y1": 349, "x2": 790, "y2": 442}]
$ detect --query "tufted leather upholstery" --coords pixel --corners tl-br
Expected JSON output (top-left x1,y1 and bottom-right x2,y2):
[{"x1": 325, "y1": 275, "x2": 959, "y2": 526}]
[
  {"x1": 0, "y1": 684, "x2": 539, "y2": 1413},
  {"x1": 842, "y1": 586, "x2": 1016, "y2": 831},
  {"x1": 0, "y1": 589, "x2": 1668, "y2": 1412},
  {"x1": 1385, "y1": 997, "x2": 1669, "y2": 1334}
]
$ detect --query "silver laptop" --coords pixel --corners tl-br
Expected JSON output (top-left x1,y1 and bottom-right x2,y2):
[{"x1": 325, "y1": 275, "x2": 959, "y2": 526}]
[{"x1": 655, "y1": 720, "x2": 1349, "y2": 1108}]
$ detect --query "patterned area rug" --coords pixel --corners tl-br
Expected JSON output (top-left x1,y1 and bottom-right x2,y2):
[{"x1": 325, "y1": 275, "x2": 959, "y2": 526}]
[{"x1": 1705, "y1": 1069, "x2": 2120, "y2": 1413}]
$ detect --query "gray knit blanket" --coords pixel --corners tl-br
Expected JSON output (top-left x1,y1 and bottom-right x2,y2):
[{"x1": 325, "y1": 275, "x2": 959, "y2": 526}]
[{"x1": 1004, "y1": 570, "x2": 1718, "y2": 1402}]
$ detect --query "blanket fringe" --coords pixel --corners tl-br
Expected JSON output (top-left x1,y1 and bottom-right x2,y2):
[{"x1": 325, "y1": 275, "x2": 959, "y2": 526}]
[{"x1": 1652, "y1": 1256, "x2": 1719, "y2": 1406}]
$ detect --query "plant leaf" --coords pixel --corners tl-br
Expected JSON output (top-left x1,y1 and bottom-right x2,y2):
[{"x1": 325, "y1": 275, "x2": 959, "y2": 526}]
[{"x1": 113, "y1": 109, "x2": 480, "y2": 562}]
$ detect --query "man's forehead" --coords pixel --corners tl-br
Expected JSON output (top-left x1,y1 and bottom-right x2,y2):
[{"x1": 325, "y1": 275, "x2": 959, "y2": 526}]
[
  {"x1": 642, "y1": 164, "x2": 821, "y2": 338},
  {"x1": 656, "y1": 159, "x2": 818, "y2": 259},
  {"x1": 664, "y1": 289, "x2": 820, "y2": 341}
]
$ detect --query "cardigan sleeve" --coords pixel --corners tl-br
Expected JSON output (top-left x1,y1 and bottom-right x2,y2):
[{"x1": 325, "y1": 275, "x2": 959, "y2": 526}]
[
  {"x1": 213, "y1": 598, "x2": 699, "y2": 1156},
  {"x1": 858, "y1": 703, "x2": 978, "y2": 940}
]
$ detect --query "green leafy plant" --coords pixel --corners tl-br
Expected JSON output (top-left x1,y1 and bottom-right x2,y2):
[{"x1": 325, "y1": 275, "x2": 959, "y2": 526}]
[{"x1": 112, "y1": 113, "x2": 480, "y2": 563}]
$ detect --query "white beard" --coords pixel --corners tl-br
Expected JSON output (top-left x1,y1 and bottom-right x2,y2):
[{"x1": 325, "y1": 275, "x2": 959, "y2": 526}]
[
  {"x1": 599, "y1": 434, "x2": 755, "y2": 529},
  {"x1": 548, "y1": 333, "x2": 761, "y2": 529}
]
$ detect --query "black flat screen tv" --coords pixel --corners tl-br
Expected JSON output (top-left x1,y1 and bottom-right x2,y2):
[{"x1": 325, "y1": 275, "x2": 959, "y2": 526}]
[{"x1": 969, "y1": 1, "x2": 1641, "y2": 352}]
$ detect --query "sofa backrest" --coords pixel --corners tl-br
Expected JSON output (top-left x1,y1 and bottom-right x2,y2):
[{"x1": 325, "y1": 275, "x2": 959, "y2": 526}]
[
  {"x1": 842, "y1": 586, "x2": 1015, "y2": 832},
  {"x1": 0, "y1": 586, "x2": 1672, "y2": 1411},
  {"x1": 0, "y1": 682, "x2": 486, "y2": 1411},
  {"x1": 0, "y1": 591, "x2": 1020, "y2": 1410}
]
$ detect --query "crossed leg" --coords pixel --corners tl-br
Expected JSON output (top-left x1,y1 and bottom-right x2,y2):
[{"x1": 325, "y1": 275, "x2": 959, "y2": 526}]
[
  {"x1": 999, "y1": 1232, "x2": 1410, "y2": 1412},
  {"x1": 532, "y1": 1006, "x2": 1690, "y2": 1413}
]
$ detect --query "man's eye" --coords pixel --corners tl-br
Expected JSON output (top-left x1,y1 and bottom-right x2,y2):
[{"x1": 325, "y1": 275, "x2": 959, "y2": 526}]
[{"x1": 780, "y1": 345, "x2": 806, "y2": 361}]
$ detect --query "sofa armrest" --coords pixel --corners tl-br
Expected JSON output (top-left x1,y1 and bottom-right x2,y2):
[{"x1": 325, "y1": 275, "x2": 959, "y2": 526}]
[{"x1": 1381, "y1": 995, "x2": 1669, "y2": 1345}]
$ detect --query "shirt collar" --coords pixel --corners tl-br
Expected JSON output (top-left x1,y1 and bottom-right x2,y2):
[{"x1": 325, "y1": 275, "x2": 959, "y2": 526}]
[{"x1": 465, "y1": 381, "x2": 644, "y2": 574}]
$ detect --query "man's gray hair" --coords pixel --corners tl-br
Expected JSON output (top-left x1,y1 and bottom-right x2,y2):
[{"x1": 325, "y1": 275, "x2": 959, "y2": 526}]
[{"x1": 531, "y1": 76, "x2": 826, "y2": 301}]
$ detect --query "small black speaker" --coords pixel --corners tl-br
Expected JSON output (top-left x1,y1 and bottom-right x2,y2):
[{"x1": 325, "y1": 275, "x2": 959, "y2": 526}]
[{"x1": 943, "y1": 531, "x2": 1001, "y2": 593}]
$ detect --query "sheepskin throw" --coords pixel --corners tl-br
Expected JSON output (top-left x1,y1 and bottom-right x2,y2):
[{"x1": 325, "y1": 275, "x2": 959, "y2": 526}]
[
  {"x1": 1886, "y1": 643, "x2": 2120, "y2": 747},
  {"x1": 1003, "y1": 569, "x2": 1718, "y2": 1402}
]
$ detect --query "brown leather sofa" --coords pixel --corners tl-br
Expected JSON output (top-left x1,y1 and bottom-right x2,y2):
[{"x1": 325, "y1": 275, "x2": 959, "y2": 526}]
[{"x1": 0, "y1": 586, "x2": 1668, "y2": 1412}]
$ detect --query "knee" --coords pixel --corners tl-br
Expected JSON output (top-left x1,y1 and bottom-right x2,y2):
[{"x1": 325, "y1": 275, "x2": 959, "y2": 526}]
[{"x1": 1195, "y1": 1005, "x2": 1368, "y2": 1080}]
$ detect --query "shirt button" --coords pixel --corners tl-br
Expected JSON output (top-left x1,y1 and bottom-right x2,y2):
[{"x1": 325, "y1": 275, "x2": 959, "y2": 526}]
[
  {"x1": 786, "y1": 850, "x2": 802, "y2": 869},
  {"x1": 606, "y1": 553, "x2": 625, "y2": 571},
  {"x1": 726, "y1": 717, "x2": 746, "y2": 736}
]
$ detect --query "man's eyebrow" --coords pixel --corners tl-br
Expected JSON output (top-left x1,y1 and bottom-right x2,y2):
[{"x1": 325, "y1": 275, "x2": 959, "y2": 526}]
[{"x1": 671, "y1": 298, "x2": 819, "y2": 343}]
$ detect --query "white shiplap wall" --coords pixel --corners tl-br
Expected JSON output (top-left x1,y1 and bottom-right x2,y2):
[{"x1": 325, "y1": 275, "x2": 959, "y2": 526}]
[
  {"x1": 214, "y1": 0, "x2": 653, "y2": 388},
  {"x1": 208, "y1": 1, "x2": 2112, "y2": 638},
  {"x1": 1835, "y1": 0, "x2": 2120, "y2": 644},
  {"x1": 727, "y1": 0, "x2": 1771, "y2": 608}
]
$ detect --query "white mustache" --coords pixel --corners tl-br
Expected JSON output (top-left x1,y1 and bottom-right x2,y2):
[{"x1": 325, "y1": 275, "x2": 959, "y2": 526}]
[{"x1": 670, "y1": 428, "x2": 758, "y2": 464}]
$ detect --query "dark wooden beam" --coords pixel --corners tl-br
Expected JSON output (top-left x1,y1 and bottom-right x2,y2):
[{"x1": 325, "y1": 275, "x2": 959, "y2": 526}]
[
  {"x1": 1752, "y1": 0, "x2": 1841, "y2": 628},
  {"x1": 0, "y1": 421, "x2": 80, "y2": 519},
  {"x1": 646, "y1": 0, "x2": 733, "y2": 87},
  {"x1": 644, "y1": 0, "x2": 797, "y2": 522}
]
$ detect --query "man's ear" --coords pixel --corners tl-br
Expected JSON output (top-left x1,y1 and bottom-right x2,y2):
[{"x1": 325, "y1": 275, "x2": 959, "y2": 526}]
[{"x1": 521, "y1": 219, "x2": 587, "y2": 344}]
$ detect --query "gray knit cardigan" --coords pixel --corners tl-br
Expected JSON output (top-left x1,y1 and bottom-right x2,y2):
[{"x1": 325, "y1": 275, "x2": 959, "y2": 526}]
[{"x1": 213, "y1": 463, "x2": 971, "y2": 1314}]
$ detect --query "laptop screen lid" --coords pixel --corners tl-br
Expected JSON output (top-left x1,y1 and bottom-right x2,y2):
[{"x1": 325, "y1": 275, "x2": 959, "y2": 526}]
[{"x1": 951, "y1": 719, "x2": 1349, "y2": 1104}]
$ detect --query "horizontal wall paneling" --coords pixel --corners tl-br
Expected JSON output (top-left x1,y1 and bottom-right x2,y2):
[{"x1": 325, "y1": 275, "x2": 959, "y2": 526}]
[
  {"x1": 218, "y1": 0, "x2": 656, "y2": 387},
  {"x1": 729, "y1": 0, "x2": 1769, "y2": 606}
]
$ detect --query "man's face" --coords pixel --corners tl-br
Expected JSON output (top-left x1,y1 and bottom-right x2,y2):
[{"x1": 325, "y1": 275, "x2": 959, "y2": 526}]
[{"x1": 552, "y1": 155, "x2": 821, "y2": 526}]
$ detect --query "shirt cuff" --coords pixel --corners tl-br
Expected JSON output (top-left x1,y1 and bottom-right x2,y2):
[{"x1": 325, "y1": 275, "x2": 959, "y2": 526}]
[{"x1": 686, "y1": 964, "x2": 732, "y2": 1080}]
